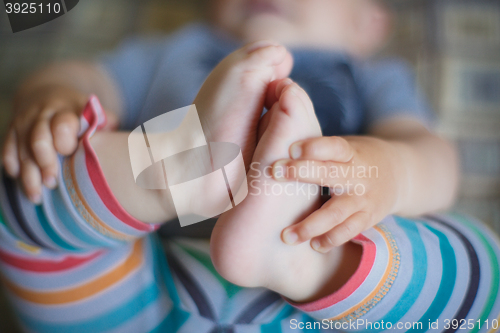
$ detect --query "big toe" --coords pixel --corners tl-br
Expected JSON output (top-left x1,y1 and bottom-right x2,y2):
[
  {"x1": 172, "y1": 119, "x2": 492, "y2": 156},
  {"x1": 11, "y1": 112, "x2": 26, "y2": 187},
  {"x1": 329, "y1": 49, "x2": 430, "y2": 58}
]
[
  {"x1": 193, "y1": 41, "x2": 293, "y2": 169},
  {"x1": 256, "y1": 81, "x2": 321, "y2": 163},
  {"x1": 277, "y1": 82, "x2": 321, "y2": 137},
  {"x1": 223, "y1": 41, "x2": 293, "y2": 83},
  {"x1": 243, "y1": 41, "x2": 292, "y2": 76}
]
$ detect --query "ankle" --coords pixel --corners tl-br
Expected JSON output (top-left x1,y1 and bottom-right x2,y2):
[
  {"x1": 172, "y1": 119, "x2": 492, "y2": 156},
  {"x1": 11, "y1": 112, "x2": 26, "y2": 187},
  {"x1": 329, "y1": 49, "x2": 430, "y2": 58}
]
[{"x1": 269, "y1": 242, "x2": 362, "y2": 303}]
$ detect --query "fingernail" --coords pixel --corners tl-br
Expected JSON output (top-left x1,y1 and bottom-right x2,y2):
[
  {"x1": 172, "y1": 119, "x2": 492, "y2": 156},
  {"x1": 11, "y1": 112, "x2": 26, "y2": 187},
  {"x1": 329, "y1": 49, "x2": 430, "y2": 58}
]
[
  {"x1": 283, "y1": 229, "x2": 298, "y2": 245},
  {"x1": 30, "y1": 193, "x2": 42, "y2": 205},
  {"x1": 311, "y1": 240, "x2": 322, "y2": 252},
  {"x1": 287, "y1": 85, "x2": 299, "y2": 96},
  {"x1": 45, "y1": 176, "x2": 57, "y2": 189},
  {"x1": 246, "y1": 40, "x2": 279, "y2": 54},
  {"x1": 3, "y1": 157, "x2": 19, "y2": 177},
  {"x1": 56, "y1": 124, "x2": 71, "y2": 135},
  {"x1": 290, "y1": 143, "x2": 302, "y2": 159},
  {"x1": 273, "y1": 160, "x2": 289, "y2": 180},
  {"x1": 276, "y1": 79, "x2": 293, "y2": 97}
]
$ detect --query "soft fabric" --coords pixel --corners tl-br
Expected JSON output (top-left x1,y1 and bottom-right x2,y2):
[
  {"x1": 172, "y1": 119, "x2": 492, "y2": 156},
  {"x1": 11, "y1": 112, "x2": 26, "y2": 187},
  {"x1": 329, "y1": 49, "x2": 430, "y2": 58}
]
[
  {"x1": 289, "y1": 215, "x2": 500, "y2": 333},
  {"x1": 0, "y1": 98, "x2": 499, "y2": 332},
  {"x1": 99, "y1": 24, "x2": 435, "y2": 134},
  {"x1": 99, "y1": 23, "x2": 436, "y2": 240}
]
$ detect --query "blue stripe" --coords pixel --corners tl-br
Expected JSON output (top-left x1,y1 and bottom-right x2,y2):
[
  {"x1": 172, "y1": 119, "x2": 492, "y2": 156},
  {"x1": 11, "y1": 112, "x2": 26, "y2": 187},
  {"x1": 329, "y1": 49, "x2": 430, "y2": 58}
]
[
  {"x1": 18, "y1": 282, "x2": 162, "y2": 333},
  {"x1": 371, "y1": 217, "x2": 427, "y2": 331},
  {"x1": 261, "y1": 321, "x2": 283, "y2": 333},
  {"x1": 50, "y1": 189, "x2": 109, "y2": 248},
  {"x1": 407, "y1": 223, "x2": 457, "y2": 333},
  {"x1": 302, "y1": 314, "x2": 321, "y2": 333},
  {"x1": 35, "y1": 205, "x2": 79, "y2": 252},
  {"x1": 261, "y1": 304, "x2": 294, "y2": 333},
  {"x1": 0, "y1": 204, "x2": 17, "y2": 237},
  {"x1": 149, "y1": 306, "x2": 190, "y2": 333},
  {"x1": 2, "y1": 172, "x2": 45, "y2": 246},
  {"x1": 151, "y1": 235, "x2": 182, "y2": 307},
  {"x1": 426, "y1": 215, "x2": 481, "y2": 333}
]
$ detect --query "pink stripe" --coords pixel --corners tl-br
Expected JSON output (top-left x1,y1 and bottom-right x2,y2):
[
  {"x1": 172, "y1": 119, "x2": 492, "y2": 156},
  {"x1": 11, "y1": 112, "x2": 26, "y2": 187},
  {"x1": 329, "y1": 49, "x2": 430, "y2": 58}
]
[
  {"x1": 80, "y1": 97, "x2": 159, "y2": 233},
  {"x1": 287, "y1": 234, "x2": 376, "y2": 312},
  {"x1": 0, "y1": 248, "x2": 103, "y2": 273}
]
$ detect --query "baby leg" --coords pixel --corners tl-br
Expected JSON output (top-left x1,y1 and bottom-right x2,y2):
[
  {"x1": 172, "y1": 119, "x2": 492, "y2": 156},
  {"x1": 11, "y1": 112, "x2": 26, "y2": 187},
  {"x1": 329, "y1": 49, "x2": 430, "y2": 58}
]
[{"x1": 211, "y1": 80, "x2": 362, "y2": 302}]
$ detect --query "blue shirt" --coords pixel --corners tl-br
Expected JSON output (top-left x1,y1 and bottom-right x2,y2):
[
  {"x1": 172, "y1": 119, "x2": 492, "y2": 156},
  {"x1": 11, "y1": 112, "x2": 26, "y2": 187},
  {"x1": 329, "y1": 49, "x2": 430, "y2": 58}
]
[{"x1": 100, "y1": 23, "x2": 434, "y2": 134}]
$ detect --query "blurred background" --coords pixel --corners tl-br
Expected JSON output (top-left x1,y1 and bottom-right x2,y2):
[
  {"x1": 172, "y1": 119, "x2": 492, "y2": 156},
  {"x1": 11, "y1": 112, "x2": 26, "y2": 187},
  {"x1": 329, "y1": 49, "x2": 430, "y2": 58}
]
[{"x1": 0, "y1": 0, "x2": 499, "y2": 331}]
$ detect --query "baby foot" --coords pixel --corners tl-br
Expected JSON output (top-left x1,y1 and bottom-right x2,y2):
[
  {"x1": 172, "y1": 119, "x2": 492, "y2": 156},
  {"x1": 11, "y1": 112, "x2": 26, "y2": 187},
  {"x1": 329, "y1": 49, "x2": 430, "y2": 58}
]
[
  {"x1": 194, "y1": 40, "x2": 293, "y2": 169},
  {"x1": 211, "y1": 80, "x2": 354, "y2": 301},
  {"x1": 130, "y1": 42, "x2": 293, "y2": 223}
]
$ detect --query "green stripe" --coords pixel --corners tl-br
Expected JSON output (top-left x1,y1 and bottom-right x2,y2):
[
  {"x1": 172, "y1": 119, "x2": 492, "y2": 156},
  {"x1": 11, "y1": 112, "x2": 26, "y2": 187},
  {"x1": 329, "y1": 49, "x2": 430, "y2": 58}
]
[
  {"x1": 19, "y1": 282, "x2": 162, "y2": 333},
  {"x1": 177, "y1": 243, "x2": 243, "y2": 298},
  {"x1": 261, "y1": 321, "x2": 282, "y2": 333},
  {"x1": 371, "y1": 217, "x2": 427, "y2": 332},
  {"x1": 149, "y1": 306, "x2": 189, "y2": 333},
  {"x1": 151, "y1": 235, "x2": 182, "y2": 307},
  {"x1": 34, "y1": 205, "x2": 78, "y2": 251},
  {"x1": 407, "y1": 224, "x2": 457, "y2": 332},
  {"x1": 261, "y1": 304, "x2": 295, "y2": 333},
  {"x1": 0, "y1": 205, "x2": 16, "y2": 236},
  {"x1": 451, "y1": 213, "x2": 500, "y2": 333},
  {"x1": 148, "y1": 238, "x2": 190, "y2": 332}
]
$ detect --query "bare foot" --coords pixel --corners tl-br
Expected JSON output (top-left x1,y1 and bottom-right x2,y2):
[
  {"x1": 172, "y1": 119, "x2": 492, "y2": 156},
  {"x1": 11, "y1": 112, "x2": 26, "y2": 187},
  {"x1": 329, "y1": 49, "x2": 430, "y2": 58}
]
[
  {"x1": 126, "y1": 42, "x2": 293, "y2": 224},
  {"x1": 194, "y1": 40, "x2": 293, "y2": 168},
  {"x1": 211, "y1": 80, "x2": 361, "y2": 302}
]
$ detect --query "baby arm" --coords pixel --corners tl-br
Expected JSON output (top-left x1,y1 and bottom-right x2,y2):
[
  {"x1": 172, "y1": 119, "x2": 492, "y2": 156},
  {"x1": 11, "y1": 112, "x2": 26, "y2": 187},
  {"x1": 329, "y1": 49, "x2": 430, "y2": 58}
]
[
  {"x1": 0, "y1": 98, "x2": 177, "y2": 254},
  {"x1": 90, "y1": 131, "x2": 175, "y2": 224},
  {"x1": 275, "y1": 118, "x2": 459, "y2": 253},
  {"x1": 209, "y1": 79, "x2": 500, "y2": 331},
  {"x1": 2, "y1": 61, "x2": 122, "y2": 203},
  {"x1": 0, "y1": 107, "x2": 175, "y2": 330},
  {"x1": 368, "y1": 118, "x2": 459, "y2": 216}
]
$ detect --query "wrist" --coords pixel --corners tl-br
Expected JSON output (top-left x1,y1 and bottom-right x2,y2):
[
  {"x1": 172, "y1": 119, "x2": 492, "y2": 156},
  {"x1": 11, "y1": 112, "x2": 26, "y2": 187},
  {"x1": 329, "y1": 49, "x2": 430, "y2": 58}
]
[
  {"x1": 386, "y1": 140, "x2": 413, "y2": 215},
  {"x1": 14, "y1": 83, "x2": 86, "y2": 112}
]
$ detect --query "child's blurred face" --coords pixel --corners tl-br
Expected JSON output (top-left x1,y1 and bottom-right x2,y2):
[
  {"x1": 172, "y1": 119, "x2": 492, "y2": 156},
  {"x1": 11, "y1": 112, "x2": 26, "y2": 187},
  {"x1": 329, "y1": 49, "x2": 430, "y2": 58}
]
[{"x1": 211, "y1": 0, "x2": 391, "y2": 56}]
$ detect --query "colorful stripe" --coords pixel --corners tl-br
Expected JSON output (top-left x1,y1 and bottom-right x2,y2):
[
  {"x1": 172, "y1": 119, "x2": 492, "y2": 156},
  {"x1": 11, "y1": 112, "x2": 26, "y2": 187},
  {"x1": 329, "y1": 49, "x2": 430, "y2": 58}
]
[
  {"x1": 0, "y1": 95, "x2": 498, "y2": 332},
  {"x1": 330, "y1": 224, "x2": 400, "y2": 322},
  {"x1": 34, "y1": 205, "x2": 79, "y2": 251},
  {"x1": 406, "y1": 224, "x2": 457, "y2": 332},
  {"x1": 0, "y1": 248, "x2": 102, "y2": 273},
  {"x1": 17, "y1": 282, "x2": 164, "y2": 333},
  {"x1": 373, "y1": 217, "x2": 427, "y2": 329},
  {"x1": 83, "y1": 140, "x2": 158, "y2": 233},
  {"x1": 427, "y1": 215, "x2": 481, "y2": 333},
  {"x1": 2, "y1": 239, "x2": 143, "y2": 305},
  {"x1": 63, "y1": 156, "x2": 132, "y2": 242},
  {"x1": 287, "y1": 233, "x2": 376, "y2": 312},
  {"x1": 80, "y1": 95, "x2": 157, "y2": 233},
  {"x1": 290, "y1": 214, "x2": 500, "y2": 333},
  {"x1": 48, "y1": 188, "x2": 109, "y2": 248},
  {"x1": 453, "y1": 214, "x2": 500, "y2": 333},
  {"x1": 2, "y1": 173, "x2": 45, "y2": 247}
]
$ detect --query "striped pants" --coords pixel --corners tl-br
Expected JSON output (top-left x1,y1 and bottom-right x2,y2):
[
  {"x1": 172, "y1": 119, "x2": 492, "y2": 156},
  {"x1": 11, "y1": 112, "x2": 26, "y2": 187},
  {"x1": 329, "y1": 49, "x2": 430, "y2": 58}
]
[{"x1": 1, "y1": 101, "x2": 499, "y2": 332}]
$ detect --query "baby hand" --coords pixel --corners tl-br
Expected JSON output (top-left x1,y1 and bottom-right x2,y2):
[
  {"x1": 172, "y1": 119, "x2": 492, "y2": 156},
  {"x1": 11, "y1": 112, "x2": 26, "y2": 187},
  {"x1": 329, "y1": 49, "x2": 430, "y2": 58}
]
[
  {"x1": 272, "y1": 135, "x2": 406, "y2": 253},
  {"x1": 2, "y1": 85, "x2": 117, "y2": 203}
]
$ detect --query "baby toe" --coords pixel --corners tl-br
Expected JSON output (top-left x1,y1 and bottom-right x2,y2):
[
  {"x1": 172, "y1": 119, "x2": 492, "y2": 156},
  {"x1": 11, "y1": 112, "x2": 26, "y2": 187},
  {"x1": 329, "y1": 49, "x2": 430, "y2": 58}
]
[
  {"x1": 244, "y1": 41, "x2": 288, "y2": 67},
  {"x1": 278, "y1": 83, "x2": 321, "y2": 133},
  {"x1": 278, "y1": 83, "x2": 309, "y2": 117},
  {"x1": 227, "y1": 41, "x2": 292, "y2": 81}
]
